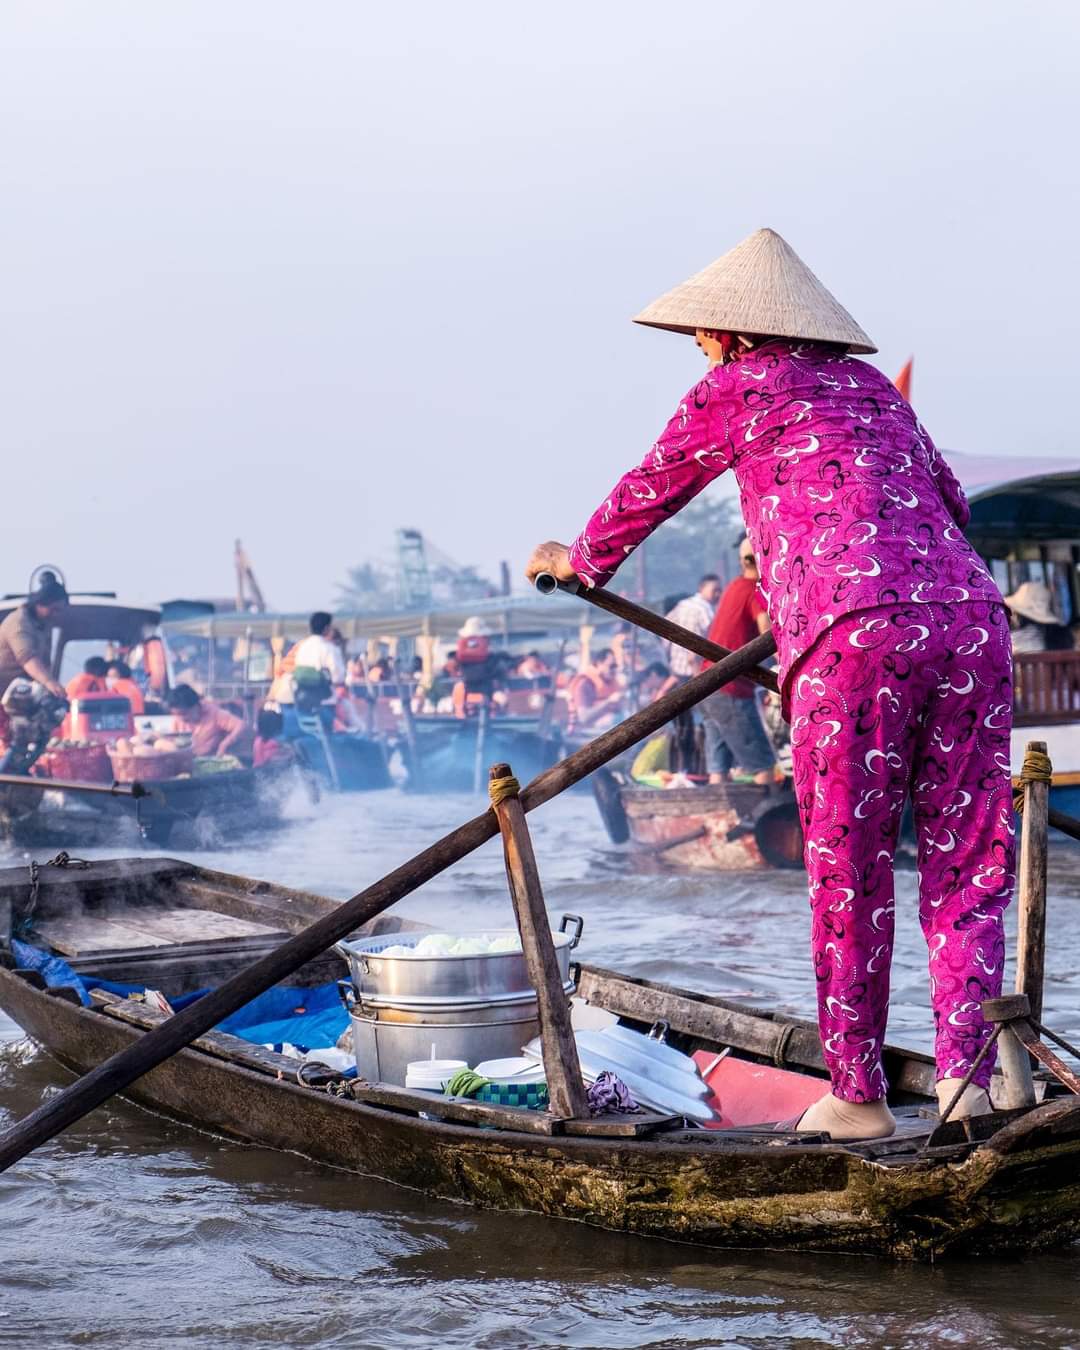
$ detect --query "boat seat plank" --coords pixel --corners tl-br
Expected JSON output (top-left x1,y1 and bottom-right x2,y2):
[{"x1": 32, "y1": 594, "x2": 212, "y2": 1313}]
[
  {"x1": 349, "y1": 1082, "x2": 559, "y2": 1135},
  {"x1": 118, "y1": 908, "x2": 285, "y2": 944},
  {"x1": 38, "y1": 915, "x2": 181, "y2": 955},
  {"x1": 38, "y1": 907, "x2": 284, "y2": 956},
  {"x1": 562, "y1": 1112, "x2": 683, "y2": 1138},
  {"x1": 89, "y1": 989, "x2": 299, "y2": 1078}
]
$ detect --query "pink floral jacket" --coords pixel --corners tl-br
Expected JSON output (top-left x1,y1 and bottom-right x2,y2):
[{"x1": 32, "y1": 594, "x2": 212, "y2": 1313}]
[{"x1": 567, "y1": 340, "x2": 1002, "y2": 703}]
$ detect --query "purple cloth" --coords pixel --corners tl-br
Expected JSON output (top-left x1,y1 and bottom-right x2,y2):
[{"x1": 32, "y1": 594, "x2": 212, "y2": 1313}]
[
  {"x1": 790, "y1": 600, "x2": 1014, "y2": 1101},
  {"x1": 566, "y1": 340, "x2": 1003, "y2": 716},
  {"x1": 587, "y1": 1070, "x2": 638, "y2": 1116}
]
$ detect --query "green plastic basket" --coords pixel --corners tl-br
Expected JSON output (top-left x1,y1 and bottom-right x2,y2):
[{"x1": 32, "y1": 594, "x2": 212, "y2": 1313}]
[{"x1": 473, "y1": 1081, "x2": 549, "y2": 1110}]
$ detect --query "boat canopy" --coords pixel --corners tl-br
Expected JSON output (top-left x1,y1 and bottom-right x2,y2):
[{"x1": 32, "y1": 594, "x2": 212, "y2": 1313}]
[
  {"x1": 161, "y1": 593, "x2": 591, "y2": 643},
  {"x1": 949, "y1": 450, "x2": 1076, "y2": 497},
  {"x1": 967, "y1": 469, "x2": 1080, "y2": 557},
  {"x1": 0, "y1": 597, "x2": 162, "y2": 646}
]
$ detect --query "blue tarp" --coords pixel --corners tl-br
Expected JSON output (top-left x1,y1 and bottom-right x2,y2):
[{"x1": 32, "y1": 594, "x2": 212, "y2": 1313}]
[
  {"x1": 12, "y1": 940, "x2": 349, "y2": 1051},
  {"x1": 213, "y1": 980, "x2": 348, "y2": 1052}
]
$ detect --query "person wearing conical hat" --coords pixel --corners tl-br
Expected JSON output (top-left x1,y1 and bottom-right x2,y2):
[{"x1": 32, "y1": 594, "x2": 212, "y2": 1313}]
[
  {"x1": 526, "y1": 228, "x2": 1013, "y2": 1142},
  {"x1": 1004, "y1": 580, "x2": 1069, "y2": 653}
]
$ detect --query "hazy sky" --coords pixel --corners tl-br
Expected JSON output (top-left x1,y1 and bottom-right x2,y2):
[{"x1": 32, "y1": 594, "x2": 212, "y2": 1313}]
[{"x1": 3, "y1": 3, "x2": 1078, "y2": 611}]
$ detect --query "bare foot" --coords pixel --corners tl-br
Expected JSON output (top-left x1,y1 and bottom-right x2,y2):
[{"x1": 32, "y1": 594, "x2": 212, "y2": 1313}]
[
  {"x1": 935, "y1": 1080, "x2": 991, "y2": 1120},
  {"x1": 795, "y1": 1092, "x2": 895, "y2": 1140}
]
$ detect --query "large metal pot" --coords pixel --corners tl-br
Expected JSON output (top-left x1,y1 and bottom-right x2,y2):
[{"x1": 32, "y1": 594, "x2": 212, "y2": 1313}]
[
  {"x1": 335, "y1": 914, "x2": 583, "y2": 1002},
  {"x1": 340, "y1": 983, "x2": 549, "y2": 1086}
]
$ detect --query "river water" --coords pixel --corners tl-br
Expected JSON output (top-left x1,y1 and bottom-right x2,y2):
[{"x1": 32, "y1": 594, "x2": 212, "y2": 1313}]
[{"x1": 2, "y1": 789, "x2": 1079, "y2": 1349}]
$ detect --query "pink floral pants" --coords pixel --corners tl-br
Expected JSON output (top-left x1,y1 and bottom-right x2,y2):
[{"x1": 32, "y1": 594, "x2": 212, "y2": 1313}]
[{"x1": 788, "y1": 601, "x2": 1015, "y2": 1102}]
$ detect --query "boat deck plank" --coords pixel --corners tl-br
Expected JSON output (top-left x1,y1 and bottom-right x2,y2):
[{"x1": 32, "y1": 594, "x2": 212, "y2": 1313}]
[{"x1": 38, "y1": 906, "x2": 284, "y2": 955}]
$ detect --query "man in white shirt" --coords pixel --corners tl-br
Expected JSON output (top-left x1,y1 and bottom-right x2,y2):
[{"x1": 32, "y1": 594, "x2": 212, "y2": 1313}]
[
  {"x1": 270, "y1": 612, "x2": 347, "y2": 707},
  {"x1": 292, "y1": 611, "x2": 347, "y2": 685},
  {"x1": 664, "y1": 575, "x2": 722, "y2": 678},
  {"x1": 660, "y1": 574, "x2": 722, "y2": 772}
]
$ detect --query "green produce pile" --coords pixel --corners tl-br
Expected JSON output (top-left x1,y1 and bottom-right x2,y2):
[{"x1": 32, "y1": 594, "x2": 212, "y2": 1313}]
[{"x1": 192, "y1": 755, "x2": 244, "y2": 775}]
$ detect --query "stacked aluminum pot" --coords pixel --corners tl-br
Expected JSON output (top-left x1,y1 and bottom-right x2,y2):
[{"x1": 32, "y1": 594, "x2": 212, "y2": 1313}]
[{"x1": 336, "y1": 915, "x2": 583, "y2": 1085}]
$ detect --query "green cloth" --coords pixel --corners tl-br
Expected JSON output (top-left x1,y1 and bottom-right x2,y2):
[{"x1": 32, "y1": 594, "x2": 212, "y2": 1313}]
[{"x1": 631, "y1": 734, "x2": 670, "y2": 781}]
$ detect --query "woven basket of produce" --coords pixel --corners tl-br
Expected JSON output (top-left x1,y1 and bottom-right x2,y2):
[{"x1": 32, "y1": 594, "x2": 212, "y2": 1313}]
[
  {"x1": 108, "y1": 734, "x2": 195, "y2": 783},
  {"x1": 35, "y1": 742, "x2": 114, "y2": 784}
]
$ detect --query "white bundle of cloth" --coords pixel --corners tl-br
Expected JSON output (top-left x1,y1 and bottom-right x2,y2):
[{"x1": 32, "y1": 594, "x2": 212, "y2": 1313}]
[{"x1": 377, "y1": 933, "x2": 522, "y2": 959}]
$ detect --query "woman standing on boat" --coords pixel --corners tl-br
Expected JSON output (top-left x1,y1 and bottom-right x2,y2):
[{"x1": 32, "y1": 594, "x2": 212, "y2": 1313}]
[{"x1": 526, "y1": 229, "x2": 1013, "y2": 1141}]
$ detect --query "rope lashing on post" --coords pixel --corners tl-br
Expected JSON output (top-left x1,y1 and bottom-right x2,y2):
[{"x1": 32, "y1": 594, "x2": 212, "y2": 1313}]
[
  {"x1": 488, "y1": 774, "x2": 520, "y2": 807},
  {"x1": 1013, "y1": 748, "x2": 1052, "y2": 815}
]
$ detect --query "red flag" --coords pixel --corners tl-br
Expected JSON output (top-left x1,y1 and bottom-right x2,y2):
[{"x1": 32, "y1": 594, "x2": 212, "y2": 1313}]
[{"x1": 894, "y1": 356, "x2": 913, "y2": 402}]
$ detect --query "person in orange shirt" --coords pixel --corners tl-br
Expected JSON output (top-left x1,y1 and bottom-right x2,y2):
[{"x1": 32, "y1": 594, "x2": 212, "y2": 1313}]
[
  {"x1": 66, "y1": 657, "x2": 109, "y2": 700},
  {"x1": 567, "y1": 648, "x2": 623, "y2": 732},
  {"x1": 167, "y1": 684, "x2": 247, "y2": 758},
  {"x1": 106, "y1": 660, "x2": 145, "y2": 715}
]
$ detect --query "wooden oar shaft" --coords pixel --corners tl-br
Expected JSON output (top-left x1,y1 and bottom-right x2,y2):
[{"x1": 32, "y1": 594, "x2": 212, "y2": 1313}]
[
  {"x1": 0, "y1": 773, "x2": 148, "y2": 799},
  {"x1": 1015, "y1": 740, "x2": 1050, "y2": 1023},
  {"x1": 537, "y1": 577, "x2": 779, "y2": 694},
  {"x1": 490, "y1": 762, "x2": 589, "y2": 1120},
  {"x1": 0, "y1": 631, "x2": 775, "y2": 1172}
]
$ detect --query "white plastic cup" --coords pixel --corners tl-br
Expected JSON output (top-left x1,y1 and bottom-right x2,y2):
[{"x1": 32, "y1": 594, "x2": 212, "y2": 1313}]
[{"x1": 404, "y1": 1058, "x2": 467, "y2": 1093}]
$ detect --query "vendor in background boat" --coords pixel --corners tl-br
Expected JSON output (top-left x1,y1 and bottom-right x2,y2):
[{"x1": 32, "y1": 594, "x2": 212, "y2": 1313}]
[
  {"x1": 253, "y1": 707, "x2": 295, "y2": 768},
  {"x1": 660, "y1": 576, "x2": 722, "y2": 770},
  {"x1": 1004, "y1": 580, "x2": 1074, "y2": 652},
  {"x1": 0, "y1": 574, "x2": 69, "y2": 701},
  {"x1": 700, "y1": 540, "x2": 775, "y2": 786},
  {"x1": 346, "y1": 653, "x2": 368, "y2": 687},
  {"x1": 293, "y1": 612, "x2": 347, "y2": 687},
  {"x1": 105, "y1": 659, "x2": 145, "y2": 715},
  {"x1": 167, "y1": 683, "x2": 247, "y2": 758},
  {"x1": 333, "y1": 681, "x2": 373, "y2": 734},
  {"x1": 526, "y1": 228, "x2": 1013, "y2": 1142},
  {"x1": 566, "y1": 647, "x2": 623, "y2": 732},
  {"x1": 666, "y1": 576, "x2": 722, "y2": 666},
  {"x1": 451, "y1": 617, "x2": 505, "y2": 717},
  {"x1": 515, "y1": 650, "x2": 551, "y2": 681},
  {"x1": 65, "y1": 656, "x2": 109, "y2": 700},
  {"x1": 631, "y1": 660, "x2": 671, "y2": 705}
]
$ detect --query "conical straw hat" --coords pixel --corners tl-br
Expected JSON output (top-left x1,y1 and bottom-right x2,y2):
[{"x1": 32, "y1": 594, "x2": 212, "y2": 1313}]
[{"x1": 633, "y1": 228, "x2": 876, "y2": 354}]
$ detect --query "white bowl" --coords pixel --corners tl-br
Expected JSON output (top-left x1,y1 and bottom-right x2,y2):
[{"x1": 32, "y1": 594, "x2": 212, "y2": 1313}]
[{"x1": 474, "y1": 1056, "x2": 546, "y2": 1083}]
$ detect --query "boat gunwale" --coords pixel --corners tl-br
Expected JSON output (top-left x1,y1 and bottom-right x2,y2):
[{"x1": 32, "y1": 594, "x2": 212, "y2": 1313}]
[
  {"x1": 0, "y1": 964, "x2": 927, "y2": 1165},
  {"x1": 2, "y1": 857, "x2": 1078, "y2": 1172}
]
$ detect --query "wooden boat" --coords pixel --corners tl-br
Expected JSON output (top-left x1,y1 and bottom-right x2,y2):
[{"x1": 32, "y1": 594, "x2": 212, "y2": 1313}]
[
  {"x1": 0, "y1": 762, "x2": 302, "y2": 849},
  {"x1": 403, "y1": 714, "x2": 562, "y2": 794},
  {"x1": 592, "y1": 770, "x2": 804, "y2": 870},
  {"x1": 0, "y1": 586, "x2": 311, "y2": 844},
  {"x1": 2, "y1": 856, "x2": 1079, "y2": 1260}
]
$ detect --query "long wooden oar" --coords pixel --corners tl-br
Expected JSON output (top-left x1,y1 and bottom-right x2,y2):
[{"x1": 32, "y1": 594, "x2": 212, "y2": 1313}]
[
  {"x1": 535, "y1": 574, "x2": 779, "y2": 694},
  {"x1": 0, "y1": 629, "x2": 776, "y2": 1171},
  {"x1": 0, "y1": 773, "x2": 150, "y2": 799}
]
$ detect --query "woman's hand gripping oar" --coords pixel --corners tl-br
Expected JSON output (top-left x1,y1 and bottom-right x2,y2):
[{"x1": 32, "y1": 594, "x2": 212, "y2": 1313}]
[{"x1": 0, "y1": 629, "x2": 777, "y2": 1172}]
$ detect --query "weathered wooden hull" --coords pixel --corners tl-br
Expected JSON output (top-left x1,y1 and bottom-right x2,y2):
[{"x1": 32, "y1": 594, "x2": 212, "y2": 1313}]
[
  {"x1": 289, "y1": 731, "x2": 391, "y2": 792},
  {"x1": 0, "y1": 765, "x2": 297, "y2": 849},
  {"x1": 617, "y1": 783, "x2": 803, "y2": 871},
  {"x1": 404, "y1": 718, "x2": 561, "y2": 794},
  {"x1": 5, "y1": 968, "x2": 1080, "y2": 1260}
]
